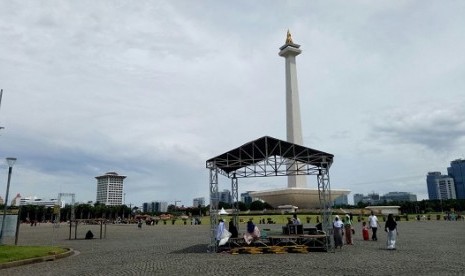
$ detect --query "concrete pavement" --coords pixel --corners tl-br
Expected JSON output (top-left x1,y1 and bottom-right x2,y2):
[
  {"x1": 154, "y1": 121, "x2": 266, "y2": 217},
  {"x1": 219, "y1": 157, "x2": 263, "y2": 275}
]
[{"x1": 2, "y1": 219, "x2": 464, "y2": 275}]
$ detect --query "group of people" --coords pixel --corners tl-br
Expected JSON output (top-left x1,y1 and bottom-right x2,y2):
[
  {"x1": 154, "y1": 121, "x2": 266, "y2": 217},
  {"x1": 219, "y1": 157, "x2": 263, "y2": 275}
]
[
  {"x1": 287, "y1": 214, "x2": 302, "y2": 225},
  {"x1": 334, "y1": 211, "x2": 398, "y2": 250},
  {"x1": 333, "y1": 214, "x2": 353, "y2": 248},
  {"x1": 215, "y1": 219, "x2": 238, "y2": 245},
  {"x1": 216, "y1": 211, "x2": 398, "y2": 251},
  {"x1": 216, "y1": 218, "x2": 262, "y2": 248}
]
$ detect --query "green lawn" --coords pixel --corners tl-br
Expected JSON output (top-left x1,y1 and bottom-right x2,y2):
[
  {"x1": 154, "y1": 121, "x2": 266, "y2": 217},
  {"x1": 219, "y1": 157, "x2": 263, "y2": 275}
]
[
  {"x1": 0, "y1": 245, "x2": 67, "y2": 264},
  {"x1": 200, "y1": 213, "x2": 434, "y2": 225}
]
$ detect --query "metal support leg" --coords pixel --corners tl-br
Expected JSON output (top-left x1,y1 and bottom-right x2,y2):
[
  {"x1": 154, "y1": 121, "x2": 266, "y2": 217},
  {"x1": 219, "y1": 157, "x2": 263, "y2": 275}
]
[
  {"x1": 209, "y1": 168, "x2": 219, "y2": 252},
  {"x1": 318, "y1": 161, "x2": 333, "y2": 252},
  {"x1": 231, "y1": 175, "x2": 239, "y2": 229}
]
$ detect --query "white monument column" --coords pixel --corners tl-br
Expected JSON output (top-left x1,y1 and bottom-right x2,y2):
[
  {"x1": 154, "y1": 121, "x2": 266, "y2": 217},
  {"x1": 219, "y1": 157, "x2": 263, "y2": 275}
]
[{"x1": 279, "y1": 30, "x2": 307, "y2": 188}]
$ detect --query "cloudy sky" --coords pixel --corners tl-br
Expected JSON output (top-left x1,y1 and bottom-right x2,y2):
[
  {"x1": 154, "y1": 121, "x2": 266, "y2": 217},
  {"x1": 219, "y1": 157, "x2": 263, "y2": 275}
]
[{"x1": 1, "y1": 1, "x2": 464, "y2": 207}]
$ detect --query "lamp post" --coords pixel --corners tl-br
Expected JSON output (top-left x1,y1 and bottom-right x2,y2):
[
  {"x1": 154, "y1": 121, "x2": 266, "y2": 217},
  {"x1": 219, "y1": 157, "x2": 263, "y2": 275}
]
[{"x1": 0, "y1": 157, "x2": 17, "y2": 244}]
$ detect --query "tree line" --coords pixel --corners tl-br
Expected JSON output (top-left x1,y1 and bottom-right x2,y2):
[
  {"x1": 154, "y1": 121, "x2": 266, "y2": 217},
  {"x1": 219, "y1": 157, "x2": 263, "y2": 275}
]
[
  {"x1": 338, "y1": 199, "x2": 465, "y2": 214},
  {"x1": 2, "y1": 199, "x2": 463, "y2": 223}
]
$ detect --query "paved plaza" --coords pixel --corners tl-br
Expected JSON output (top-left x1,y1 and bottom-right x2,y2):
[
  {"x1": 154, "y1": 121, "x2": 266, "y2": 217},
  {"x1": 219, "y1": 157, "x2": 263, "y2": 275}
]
[{"x1": 2, "y1": 220, "x2": 465, "y2": 275}]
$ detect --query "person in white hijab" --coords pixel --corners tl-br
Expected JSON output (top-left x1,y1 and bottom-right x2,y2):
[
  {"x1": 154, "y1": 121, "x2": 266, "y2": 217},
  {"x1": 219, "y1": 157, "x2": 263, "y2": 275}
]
[
  {"x1": 333, "y1": 215, "x2": 344, "y2": 249},
  {"x1": 216, "y1": 219, "x2": 231, "y2": 248},
  {"x1": 216, "y1": 219, "x2": 225, "y2": 242}
]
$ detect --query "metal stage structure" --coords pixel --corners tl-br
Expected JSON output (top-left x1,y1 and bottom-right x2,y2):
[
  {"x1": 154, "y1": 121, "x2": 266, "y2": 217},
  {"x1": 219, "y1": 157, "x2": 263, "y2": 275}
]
[
  {"x1": 206, "y1": 136, "x2": 334, "y2": 252},
  {"x1": 55, "y1": 193, "x2": 75, "y2": 225}
]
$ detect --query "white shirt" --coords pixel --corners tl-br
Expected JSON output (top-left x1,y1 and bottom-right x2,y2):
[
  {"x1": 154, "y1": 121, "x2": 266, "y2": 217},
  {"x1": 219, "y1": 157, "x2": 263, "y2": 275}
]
[
  {"x1": 333, "y1": 220, "x2": 344, "y2": 228},
  {"x1": 368, "y1": 215, "x2": 378, "y2": 228}
]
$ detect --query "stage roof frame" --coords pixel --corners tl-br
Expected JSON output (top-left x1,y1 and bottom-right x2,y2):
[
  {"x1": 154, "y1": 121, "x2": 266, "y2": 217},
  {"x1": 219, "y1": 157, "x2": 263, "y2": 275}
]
[{"x1": 206, "y1": 135, "x2": 334, "y2": 179}]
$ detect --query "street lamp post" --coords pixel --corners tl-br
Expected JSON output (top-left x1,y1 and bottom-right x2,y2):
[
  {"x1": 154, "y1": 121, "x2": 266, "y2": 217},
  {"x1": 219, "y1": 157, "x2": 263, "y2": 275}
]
[
  {"x1": 123, "y1": 193, "x2": 126, "y2": 220},
  {"x1": 0, "y1": 157, "x2": 17, "y2": 244}
]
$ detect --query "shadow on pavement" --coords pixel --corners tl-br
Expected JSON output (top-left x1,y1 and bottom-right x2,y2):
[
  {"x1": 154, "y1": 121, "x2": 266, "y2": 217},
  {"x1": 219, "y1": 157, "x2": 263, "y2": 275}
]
[{"x1": 171, "y1": 244, "x2": 209, "y2": 254}]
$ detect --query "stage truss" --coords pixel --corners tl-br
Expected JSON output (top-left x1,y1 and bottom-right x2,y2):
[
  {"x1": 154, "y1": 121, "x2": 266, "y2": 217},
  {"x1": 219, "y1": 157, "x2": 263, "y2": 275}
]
[
  {"x1": 55, "y1": 193, "x2": 75, "y2": 225},
  {"x1": 206, "y1": 136, "x2": 334, "y2": 253}
]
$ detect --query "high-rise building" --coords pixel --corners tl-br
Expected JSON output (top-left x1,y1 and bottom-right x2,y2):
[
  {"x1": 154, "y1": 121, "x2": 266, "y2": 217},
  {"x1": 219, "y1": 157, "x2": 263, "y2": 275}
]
[
  {"x1": 142, "y1": 202, "x2": 153, "y2": 213},
  {"x1": 218, "y1": 189, "x2": 232, "y2": 204},
  {"x1": 158, "y1": 201, "x2": 168, "y2": 212},
  {"x1": 437, "y1": 178, "x2": 456, "y2": 200},
  {"x1": 142, "y1": 201, "x2": 168, "y2": 213},
  {"x1": 95, "y1": 172, "x2": 126, "y2": 206},
  {"x1": 240, "y1": 192, "x2": 254, "y2": 205},
  {"x1": 427, "y1": 172, "x2": 442, "y2": 199},
  {"x1": 427, "y1": 172, "x2": 456, "y2": 200},
  {"x1": 447, "y1": 159, "x2": 465, "y2": 199},
  {"x1": 193, "y1": 197, "x2": 205, "y2": 208}
]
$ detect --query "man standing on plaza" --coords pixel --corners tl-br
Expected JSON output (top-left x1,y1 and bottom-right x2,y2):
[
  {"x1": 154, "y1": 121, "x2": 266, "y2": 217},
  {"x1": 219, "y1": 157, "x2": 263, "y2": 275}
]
[{"x1": 368, "y1": 211, "x2": 379, "y2": 241}]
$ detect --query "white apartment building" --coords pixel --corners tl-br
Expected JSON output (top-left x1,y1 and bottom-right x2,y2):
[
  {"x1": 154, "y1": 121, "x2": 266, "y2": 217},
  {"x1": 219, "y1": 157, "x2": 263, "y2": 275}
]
[
  {"x1": 437, "y1": 177, "x2": 456, "y2": 200},
  {"x1": 95, "y1": 172, "x2": 126, "y2": 206}
]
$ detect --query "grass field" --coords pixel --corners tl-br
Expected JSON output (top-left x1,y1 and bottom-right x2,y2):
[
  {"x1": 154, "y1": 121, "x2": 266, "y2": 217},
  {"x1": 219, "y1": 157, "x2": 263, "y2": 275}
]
[
  {"x1": 202, "y1": 213, "x2": 443, "y2": 225},
  {"x1": 167, "y1": 213, "x2": 447, "y2": 225},
  {"x1": 0, "y1": 245, "x2": 67, "y2": 264}
]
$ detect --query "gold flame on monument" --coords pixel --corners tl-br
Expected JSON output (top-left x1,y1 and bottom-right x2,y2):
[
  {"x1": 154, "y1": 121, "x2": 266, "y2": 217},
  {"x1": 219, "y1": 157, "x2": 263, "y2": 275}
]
[{"x1": 286, "y1": 30, "x2": 294, "y2": 44}]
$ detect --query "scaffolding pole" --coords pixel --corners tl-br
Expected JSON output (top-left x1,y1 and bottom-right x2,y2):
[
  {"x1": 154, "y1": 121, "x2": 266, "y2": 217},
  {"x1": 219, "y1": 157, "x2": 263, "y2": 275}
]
[
  {"x1": 317, "y1": 160, "x2": 333, "y2": 252},
  {"x1": 231, "y1": 174, "x2": 239, "y2": 230},
  {"x1": 209, "y1": 168, "x2": 219, "y2": 252}
]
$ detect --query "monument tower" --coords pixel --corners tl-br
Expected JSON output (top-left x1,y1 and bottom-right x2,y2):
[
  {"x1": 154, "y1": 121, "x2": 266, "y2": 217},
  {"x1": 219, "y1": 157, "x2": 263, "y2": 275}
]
[
  {"x1": 279, "y1": 30, "x2": 307, "y2": 188},
  {"x1": 248, "y1": 32, "x2": 350, "y2": 210}
]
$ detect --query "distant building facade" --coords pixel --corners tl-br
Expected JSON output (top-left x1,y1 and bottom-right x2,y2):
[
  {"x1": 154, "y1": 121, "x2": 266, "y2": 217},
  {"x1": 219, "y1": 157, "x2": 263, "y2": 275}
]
[
  {"x1": 427, "y1": 159, "x2": 465, "y2": 200},
  {"x1": 193, "y1": 197, "x2": 205, "y2": 208},
  {"x1": 240, "y1": 192, "x2": 254, "y2": 205},
  {"x1": 381, "y1": 192, "x2": 417, "y2": 202},
  {"x1": 354, "y1": 193, "x2": 380, "y2": 205},
  {"x1": 427, "y1": 172, "x2": 456, "y2": 200},
  {"x1": 427, "y1": 172, "x2": 442, "y2": 200},
  {"x1": 354, "y1": 192, "x2": 416, "y2": 205},
  {"x1": 353, "y1": 193, "x2": 364, "y2": 205},
  {"x1": 333, "y1": 194, "x2": 348, "y2": 205},
  {"x1": 447, "y1": 159, "x2": 465, "y2": 199},
  {"x1": 437, "y1": 177, "x2": 456, "y2": 200},
  {"x1": 95, "y1": 172, "x2": 126, "y2": 206},
  {"x1": 19, "y1": 196, "x2": 58, "y2": 207},
  {"x1": 218, "y1": 189, "x2": 232, "y2": 204},
  {"x1": 142, "y1": 201, "x2": 168, "y2": 213}
]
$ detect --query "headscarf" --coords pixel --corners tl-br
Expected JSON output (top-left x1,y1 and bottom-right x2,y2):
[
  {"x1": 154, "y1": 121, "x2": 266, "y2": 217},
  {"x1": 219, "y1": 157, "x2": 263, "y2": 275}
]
[
  {"x1": 216, "y1": 220, "x2": 225, "y2": 240},
  {"x1": 247, "y1": 220, "x2": 255, "y2": 233}
]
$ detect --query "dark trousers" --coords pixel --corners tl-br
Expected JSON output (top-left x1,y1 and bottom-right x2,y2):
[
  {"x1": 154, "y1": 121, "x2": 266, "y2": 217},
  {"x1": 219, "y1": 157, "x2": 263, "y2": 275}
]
[{"x1": 372, "y1": 227, "x2": 378, "y2": 241}]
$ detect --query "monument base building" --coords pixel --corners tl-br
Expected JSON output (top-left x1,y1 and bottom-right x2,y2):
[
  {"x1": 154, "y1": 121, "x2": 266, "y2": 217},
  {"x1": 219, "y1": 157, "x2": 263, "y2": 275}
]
[{"x1": 250, "y1": 188, "x2": 350, "y2": 210}]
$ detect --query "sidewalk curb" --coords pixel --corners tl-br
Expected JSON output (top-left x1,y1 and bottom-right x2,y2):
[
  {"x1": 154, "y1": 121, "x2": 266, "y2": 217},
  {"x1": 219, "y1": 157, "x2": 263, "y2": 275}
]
[{"x1": 0, "y1": 248, "x2": 74, "y2": 269}]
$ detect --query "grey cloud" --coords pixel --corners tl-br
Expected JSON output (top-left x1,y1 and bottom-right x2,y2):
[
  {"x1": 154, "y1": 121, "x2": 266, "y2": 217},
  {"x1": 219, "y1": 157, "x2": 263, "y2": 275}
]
[
  {"x1": 2, "y1": 1, "x2": 465, "y2": 205},
  {"x1": 371, "y1": 104, "x2": 465, "y2": 151}
]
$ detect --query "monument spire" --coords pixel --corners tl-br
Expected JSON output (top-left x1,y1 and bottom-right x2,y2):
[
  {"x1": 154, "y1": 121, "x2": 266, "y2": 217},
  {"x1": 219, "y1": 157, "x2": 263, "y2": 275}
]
[
  {"x1": 279, "y1": 31, "x2": 307, "y2": 189},
  {"x1": 285, "y1": 29, "x2": 293, "y2": 44}
]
